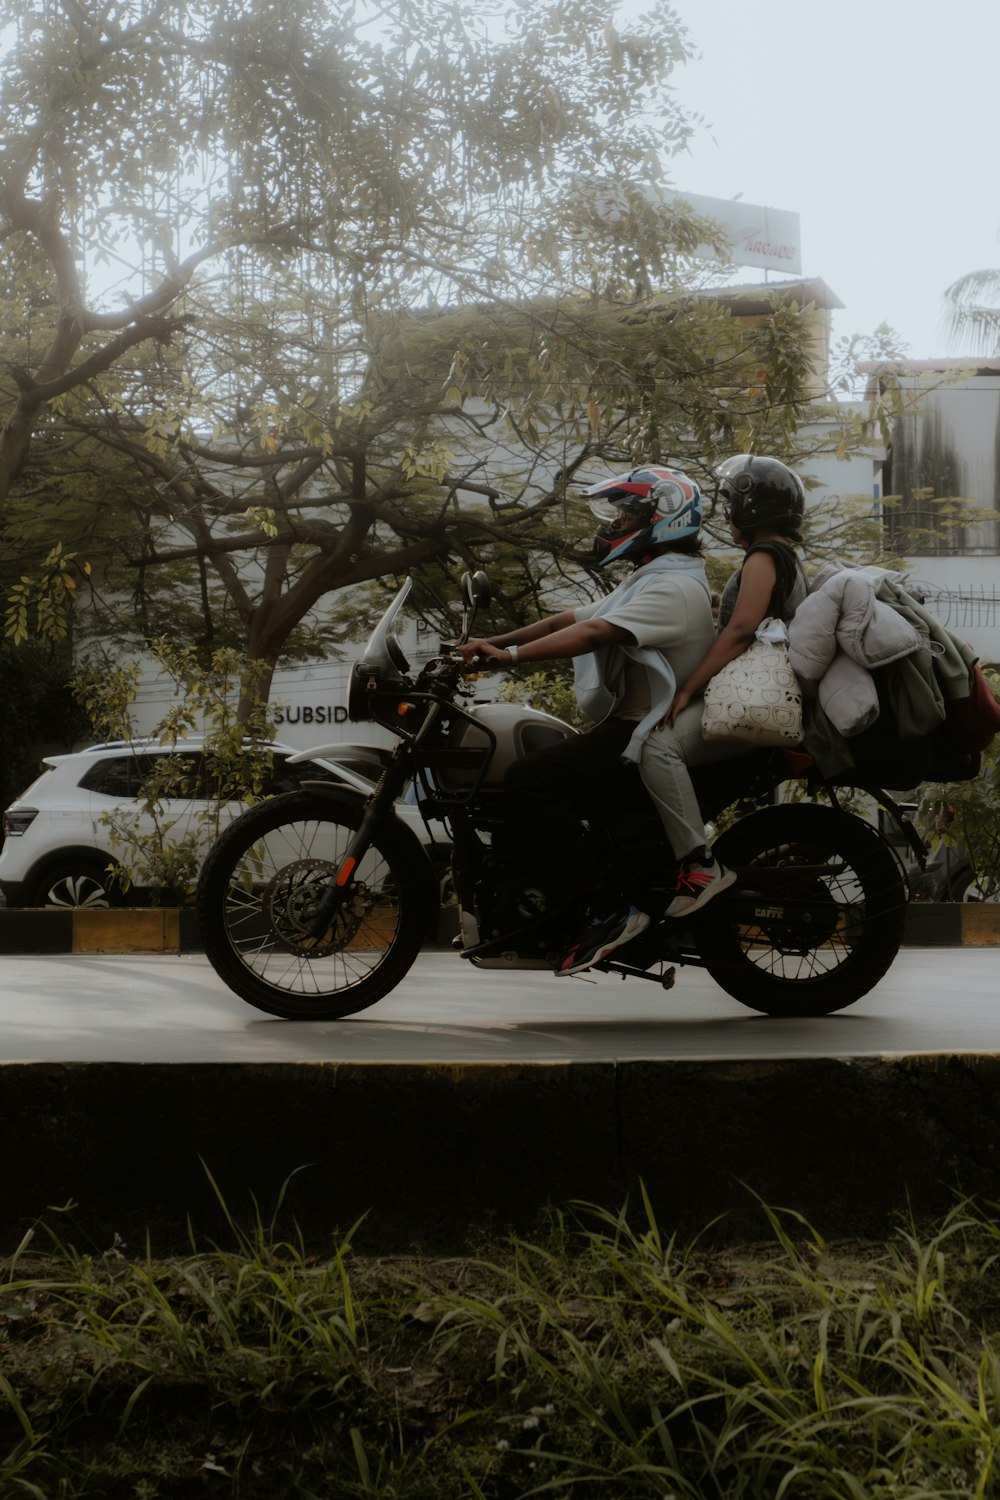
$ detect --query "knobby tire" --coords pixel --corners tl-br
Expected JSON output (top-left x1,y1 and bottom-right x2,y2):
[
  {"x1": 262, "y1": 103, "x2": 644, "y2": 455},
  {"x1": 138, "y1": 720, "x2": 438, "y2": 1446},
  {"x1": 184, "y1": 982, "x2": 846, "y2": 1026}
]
[
  {"x1": 197, "y1": 791, "x2": 427, "y2": 1019},
  {"x1": 704, "y1": 802, "x2": 906, "y2": 1017}
]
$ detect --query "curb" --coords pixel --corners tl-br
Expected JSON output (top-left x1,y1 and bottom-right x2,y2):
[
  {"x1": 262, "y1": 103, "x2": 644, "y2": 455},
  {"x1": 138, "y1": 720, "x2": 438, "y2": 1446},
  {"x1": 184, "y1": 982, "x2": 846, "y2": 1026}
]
[
  {"x1": 0, "y1": 904, "x2": 997, "y2": 954},
  {"x1": 0, "y1": 908, "x2": 202, "y2": 954},
  {"x1": 905, "y1": 903, "x2": 1000, "y2": 946},
  {"x1": 3, "y1": 1054, "x2": 1000, "y2": 1253}
]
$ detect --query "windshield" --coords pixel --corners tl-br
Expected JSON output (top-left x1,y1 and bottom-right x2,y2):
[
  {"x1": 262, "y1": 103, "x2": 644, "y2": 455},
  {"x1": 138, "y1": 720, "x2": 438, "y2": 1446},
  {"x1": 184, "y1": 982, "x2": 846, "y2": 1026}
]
[{"x1": 356, "y1": 577, "x2": 412, "y2": 676}]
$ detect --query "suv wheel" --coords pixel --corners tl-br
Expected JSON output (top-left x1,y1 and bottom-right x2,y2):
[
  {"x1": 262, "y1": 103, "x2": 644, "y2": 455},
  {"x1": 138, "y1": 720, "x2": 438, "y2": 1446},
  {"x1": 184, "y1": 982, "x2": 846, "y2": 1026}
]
[
  {"x1": 959, "y1": 872, "x2": 1000, "y2": 903},
  {"x1": 27, "y1": 860, "x2": 124, "y2": 909}
]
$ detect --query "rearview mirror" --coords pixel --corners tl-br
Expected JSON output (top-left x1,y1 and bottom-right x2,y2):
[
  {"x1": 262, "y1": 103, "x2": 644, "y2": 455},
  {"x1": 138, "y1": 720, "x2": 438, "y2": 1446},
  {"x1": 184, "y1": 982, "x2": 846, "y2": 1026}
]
[
  {"x1": 458, "y1": 570, "x2": 492, "y2": 643},
  {"x1": 470, "y1": 570, "x2": 492, "y2": 608},
  {"x1": 460, "y1": 570, "x2": 492, "y2": 611}
]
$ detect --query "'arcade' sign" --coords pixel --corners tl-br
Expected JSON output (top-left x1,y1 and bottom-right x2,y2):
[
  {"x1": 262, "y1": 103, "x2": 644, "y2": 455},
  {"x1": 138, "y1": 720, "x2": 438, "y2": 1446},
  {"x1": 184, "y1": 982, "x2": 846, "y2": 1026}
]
[{"x1": 665, "y1": 190, "x2": 801, "y2": 275}]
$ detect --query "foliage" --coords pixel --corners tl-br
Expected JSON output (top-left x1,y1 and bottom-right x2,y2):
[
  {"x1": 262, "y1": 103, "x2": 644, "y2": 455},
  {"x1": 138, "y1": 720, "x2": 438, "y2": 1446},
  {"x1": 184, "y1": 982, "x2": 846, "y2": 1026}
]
[
  {"x1": 944, "y1": 267, "x2": 1000, "y2": 354},
  {"x1": 3, "y1": 539, "x2": 90, "y2": 645},
  {"x1": 828, "y1": 323, "x2": 910, "y2": 403},
  {"x1": 0, "y1": 0, "x2": 901, "y2": 700},
  {"x1": 4, "y1": 1195, "x2": 1000, "y2": 1496},
  {"x1": 0, "y1": 0, "x2": 711, "y2": 666},
  {"x1": 498, "y1": 660, "x2": 586, "y2": 727},
  {"x1": 915, "y1": 667, "x2": 1000, "y2": 899},
  {"x1": 0, "y1": 637, "x2": 86, "y2": 811},
  {"x1": 0, "y1": 435, "x2": 245, "y2": 653},
  {"x1": 70, "y1": 641, "x2": 275, "y2": 901},
  {"x1": 881, "y1": 490, "x2": 999, "y2": 563}
]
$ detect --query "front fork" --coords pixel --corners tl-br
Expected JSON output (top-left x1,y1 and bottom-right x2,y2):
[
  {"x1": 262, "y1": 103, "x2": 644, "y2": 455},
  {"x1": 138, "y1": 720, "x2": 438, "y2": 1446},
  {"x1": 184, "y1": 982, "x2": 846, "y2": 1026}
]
[{"x1": 303, "y1": 703, "x2": 443, "y2": 937}]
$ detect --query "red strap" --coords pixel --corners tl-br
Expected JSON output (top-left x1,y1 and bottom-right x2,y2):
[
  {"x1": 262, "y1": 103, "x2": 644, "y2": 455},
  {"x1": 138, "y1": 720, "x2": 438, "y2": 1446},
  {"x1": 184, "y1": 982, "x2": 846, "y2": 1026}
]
[{"x1": 782, "y1": 748, "x2": 814, "y2": 775}]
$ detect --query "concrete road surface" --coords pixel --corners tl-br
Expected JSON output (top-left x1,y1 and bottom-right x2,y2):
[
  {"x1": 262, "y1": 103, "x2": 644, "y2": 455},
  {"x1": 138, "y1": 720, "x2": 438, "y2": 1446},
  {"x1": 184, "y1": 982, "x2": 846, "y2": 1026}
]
[{"x1": 0, "y1": 946, "x2": 994, "y2": 1062}]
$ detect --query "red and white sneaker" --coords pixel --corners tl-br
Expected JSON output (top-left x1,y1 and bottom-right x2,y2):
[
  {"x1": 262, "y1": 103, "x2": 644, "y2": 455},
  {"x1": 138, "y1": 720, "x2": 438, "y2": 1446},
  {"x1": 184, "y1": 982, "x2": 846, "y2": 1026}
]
[{"x1": 665, "y1": 856, "x2": 736, "y2": 918}]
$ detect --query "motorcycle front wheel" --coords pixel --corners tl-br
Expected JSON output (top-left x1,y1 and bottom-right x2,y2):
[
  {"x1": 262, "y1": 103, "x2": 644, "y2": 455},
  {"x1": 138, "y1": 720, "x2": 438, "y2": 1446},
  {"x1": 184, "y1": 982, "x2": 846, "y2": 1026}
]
[
  {"x1": 705, "y1": 802, "x2": 906, "y2": 1018},
  {"x1": 197, "y1": 791, "x2": 429, "y2": 1019}
]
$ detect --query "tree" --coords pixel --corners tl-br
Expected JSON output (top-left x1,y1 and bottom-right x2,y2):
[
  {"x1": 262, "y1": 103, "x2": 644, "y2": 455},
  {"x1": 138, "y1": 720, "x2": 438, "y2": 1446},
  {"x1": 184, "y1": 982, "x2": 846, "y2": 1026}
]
[
  {"x1": 69, "y1": 640, "x2": 276, "y2": 901},
  {"x1": 1, "y1": 0, "x2": 877, "y2": 707},
  {"x1": 0, "y1": 0, "x2": 709, "y2": 499},
  {"x1": 944, "y1": 269, "x2": 1000, "y2": 353},
  {"x1": 9, "y1": 276, "x2": 884, "y2": 707},
  {"x1": 0, "y1": 636, "x2": 87, "y2": 809},
  {"x1": 916, "y1": 667, "x2": 1000, "y2": 899},
  {"x1": 0, "y1": 0, "x2": 709, "y2": 677}
]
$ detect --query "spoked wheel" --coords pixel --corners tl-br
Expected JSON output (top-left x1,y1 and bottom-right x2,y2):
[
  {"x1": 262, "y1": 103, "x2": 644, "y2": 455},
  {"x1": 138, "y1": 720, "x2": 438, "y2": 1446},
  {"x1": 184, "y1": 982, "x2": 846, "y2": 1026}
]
[
  {"x1": 197, "y1": 791, "x2": 429, "y2": 1019},
  {"x1": 704, "y1": 803, "x2": 906, "y2": 1017}
]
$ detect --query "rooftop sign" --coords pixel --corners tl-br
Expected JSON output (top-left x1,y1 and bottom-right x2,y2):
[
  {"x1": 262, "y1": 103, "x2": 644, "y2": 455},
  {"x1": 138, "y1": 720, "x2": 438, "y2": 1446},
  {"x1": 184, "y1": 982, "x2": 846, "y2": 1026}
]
[{"x1": 666, "y1": 190, "x2": 802, "y2": 275}]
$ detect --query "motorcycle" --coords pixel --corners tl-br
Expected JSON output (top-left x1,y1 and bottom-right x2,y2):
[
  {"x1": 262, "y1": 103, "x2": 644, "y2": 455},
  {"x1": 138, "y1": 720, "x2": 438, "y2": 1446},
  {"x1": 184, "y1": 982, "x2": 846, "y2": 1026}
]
[{"x1": 197, "y1": 570, "x2": 928, "y2": 1022}]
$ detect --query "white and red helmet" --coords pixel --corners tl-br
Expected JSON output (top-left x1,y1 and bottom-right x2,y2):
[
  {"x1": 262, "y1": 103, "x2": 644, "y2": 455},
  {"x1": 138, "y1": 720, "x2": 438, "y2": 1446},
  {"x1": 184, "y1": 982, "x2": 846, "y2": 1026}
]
[{"x1": 584, "y1": 465, "x2": 702, "y2": 565}]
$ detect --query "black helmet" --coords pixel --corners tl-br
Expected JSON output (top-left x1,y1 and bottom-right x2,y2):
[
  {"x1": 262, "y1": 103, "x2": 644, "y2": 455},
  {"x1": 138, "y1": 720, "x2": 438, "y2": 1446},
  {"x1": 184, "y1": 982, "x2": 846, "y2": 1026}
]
[
  {"x1": 716, "y1": 454, "x2": 805, "y2": 535},
  {"x1": 583, "y1": 465, "x2": 702, "y2": 565}
]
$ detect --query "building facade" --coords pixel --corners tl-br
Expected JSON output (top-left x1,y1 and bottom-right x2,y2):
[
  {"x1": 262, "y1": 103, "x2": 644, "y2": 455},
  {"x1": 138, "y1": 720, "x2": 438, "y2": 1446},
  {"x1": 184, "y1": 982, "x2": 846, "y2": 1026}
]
[{"x1": 861, "y1": 360, "x2": 1000, "y2": 665}]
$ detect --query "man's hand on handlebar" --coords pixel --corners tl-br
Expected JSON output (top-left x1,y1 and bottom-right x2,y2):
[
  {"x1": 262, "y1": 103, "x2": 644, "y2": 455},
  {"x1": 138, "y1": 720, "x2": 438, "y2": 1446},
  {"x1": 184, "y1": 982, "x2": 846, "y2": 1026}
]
[{"x1": 449, "y1": 639, "x2": 514, "y2": 673}]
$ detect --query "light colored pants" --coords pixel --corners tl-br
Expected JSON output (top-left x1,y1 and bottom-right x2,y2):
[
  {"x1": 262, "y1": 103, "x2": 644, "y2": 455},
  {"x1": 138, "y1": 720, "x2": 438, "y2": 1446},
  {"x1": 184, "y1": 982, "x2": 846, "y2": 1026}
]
[{"x1": 638, "y1": 699, "x2": 755, "y2": 860}]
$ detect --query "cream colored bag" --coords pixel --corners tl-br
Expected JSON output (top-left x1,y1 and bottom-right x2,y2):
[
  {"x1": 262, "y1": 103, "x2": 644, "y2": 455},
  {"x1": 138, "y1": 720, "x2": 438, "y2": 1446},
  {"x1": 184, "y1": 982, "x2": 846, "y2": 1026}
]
[{"x1": 701, "y1": 618, "x2": 803, "y2": 747}]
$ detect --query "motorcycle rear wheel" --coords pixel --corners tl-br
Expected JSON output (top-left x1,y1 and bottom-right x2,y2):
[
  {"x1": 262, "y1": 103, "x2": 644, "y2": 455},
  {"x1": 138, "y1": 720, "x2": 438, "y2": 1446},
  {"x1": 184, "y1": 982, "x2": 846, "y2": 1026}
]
[
  {"x1": 197, "y1": 791, "x2": 428, "y2": 1019},
  {"x1": 705, "y1": 803, "x2": 906, "y2": 1018}
]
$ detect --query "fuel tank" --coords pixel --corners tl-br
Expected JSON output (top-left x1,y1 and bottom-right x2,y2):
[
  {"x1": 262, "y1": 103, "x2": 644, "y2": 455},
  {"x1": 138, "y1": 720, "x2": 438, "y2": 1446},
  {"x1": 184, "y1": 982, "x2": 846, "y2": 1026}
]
[{"x1": 433, "y1": 701, "x2": 576, "y2": 790}]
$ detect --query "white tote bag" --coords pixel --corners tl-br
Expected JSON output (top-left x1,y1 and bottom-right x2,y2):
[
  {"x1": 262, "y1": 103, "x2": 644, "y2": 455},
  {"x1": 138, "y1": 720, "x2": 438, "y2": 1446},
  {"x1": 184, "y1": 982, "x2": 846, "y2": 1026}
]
[{"x1": 701, "y1": 617, "x2": 804, "y2": 747}]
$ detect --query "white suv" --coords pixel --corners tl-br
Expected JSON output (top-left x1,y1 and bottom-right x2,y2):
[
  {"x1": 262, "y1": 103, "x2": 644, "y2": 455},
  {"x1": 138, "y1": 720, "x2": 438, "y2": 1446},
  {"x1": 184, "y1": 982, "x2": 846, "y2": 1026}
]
[{"x1": 0, "y1": 738, "x2": 448, "y2": 909}]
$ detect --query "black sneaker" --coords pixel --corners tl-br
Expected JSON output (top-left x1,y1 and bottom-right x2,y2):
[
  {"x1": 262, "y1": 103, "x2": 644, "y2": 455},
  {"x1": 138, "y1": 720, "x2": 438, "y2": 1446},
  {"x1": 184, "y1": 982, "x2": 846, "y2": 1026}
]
[{"x1": 557, "y1": 906, "x2": 650, "y2": 977}]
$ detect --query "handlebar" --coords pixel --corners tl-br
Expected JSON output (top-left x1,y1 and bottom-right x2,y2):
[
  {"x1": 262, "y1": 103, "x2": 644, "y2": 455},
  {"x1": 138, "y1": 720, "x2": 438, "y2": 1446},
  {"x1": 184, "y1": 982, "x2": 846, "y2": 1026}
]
[{"x1": 418, "y1": 650, "x2": 470, "y2": 691}]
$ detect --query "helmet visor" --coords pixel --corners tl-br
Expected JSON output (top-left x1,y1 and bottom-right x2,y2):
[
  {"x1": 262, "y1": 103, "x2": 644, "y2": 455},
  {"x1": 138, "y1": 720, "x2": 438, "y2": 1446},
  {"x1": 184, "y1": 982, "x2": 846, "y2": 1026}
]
[
  {"x1": 587, "y1": 496, "x2": 651, "y2": 529},
  {"x1": 716, "y1": 454, "x2": 754, "y2": 496}
]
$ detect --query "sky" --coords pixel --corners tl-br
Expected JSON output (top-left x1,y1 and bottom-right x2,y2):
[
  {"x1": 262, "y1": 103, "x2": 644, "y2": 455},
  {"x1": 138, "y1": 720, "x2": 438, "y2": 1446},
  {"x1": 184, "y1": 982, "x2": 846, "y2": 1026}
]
[
  {"x1": 4, "y1": 0, "x2": 995, "y2": 361},
  {"x1": 628, "y1": 0, "x2": 1000, "y2": 359}
]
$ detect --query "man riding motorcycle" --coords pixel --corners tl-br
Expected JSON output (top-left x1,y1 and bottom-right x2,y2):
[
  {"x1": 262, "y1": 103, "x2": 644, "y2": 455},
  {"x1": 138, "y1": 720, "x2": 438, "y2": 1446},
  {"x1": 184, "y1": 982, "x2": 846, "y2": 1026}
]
[
  {"x1": 453, "y1": 463, "x2": 717, "y2": 974},
  {"x1": 198, "y1": 460, "x2": 919, "y2": 1020}
]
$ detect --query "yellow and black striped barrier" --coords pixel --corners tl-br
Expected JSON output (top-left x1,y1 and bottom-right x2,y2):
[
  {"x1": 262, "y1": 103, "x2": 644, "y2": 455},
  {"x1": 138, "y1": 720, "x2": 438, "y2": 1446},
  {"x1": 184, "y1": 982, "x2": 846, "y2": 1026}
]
[
  {"x1": 0, "y1": 909, "x2": 201, "y2": 953},
  {"x1": 0, "y1": 904, "x2": 997, "y2": 954}
]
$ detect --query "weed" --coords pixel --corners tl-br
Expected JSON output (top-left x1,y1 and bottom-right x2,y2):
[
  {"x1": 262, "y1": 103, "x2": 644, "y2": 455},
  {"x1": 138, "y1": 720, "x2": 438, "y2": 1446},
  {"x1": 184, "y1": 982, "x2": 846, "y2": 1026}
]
[{"x1": 2, "y1": 1196, "x2": 1000, "y2": 1496}]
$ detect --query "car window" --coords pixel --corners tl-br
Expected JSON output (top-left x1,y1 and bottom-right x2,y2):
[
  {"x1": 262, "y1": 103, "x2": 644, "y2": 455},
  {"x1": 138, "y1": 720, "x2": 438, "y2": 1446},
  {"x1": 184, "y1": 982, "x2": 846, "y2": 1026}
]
[
  {"x1": 77, "y1": 749, "x2": 362, "y2": 803},
  {"x1": 79, "y1": 752, "x2": 203, "y2": 799},
  {"x1": 79, "y1": 755, "x2": 144, "y2": 797}
]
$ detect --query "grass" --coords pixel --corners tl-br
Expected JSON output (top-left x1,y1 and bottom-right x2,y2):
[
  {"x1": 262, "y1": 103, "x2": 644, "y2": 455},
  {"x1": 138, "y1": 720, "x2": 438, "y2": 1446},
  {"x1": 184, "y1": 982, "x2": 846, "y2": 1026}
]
[{"x1": 3, "y1": 1190, "x2": 1000, "y2": 1497}]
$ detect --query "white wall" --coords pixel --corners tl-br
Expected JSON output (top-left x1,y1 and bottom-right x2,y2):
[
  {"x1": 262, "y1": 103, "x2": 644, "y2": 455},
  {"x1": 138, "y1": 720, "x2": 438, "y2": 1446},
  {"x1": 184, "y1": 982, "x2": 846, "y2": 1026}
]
[
  {"x1": 778, "y1": 408, "x2": 1000, "y2": 663},
  {"x1": 894, "y1": 556, "x2": 1000, "y2": 665},
  {"x1": 125, "y1": 616, "x2": 443, "y2": 752}
]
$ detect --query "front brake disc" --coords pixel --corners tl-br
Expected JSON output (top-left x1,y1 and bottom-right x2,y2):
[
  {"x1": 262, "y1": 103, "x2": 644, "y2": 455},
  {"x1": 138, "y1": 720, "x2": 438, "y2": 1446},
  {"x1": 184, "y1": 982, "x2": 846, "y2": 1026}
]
[{"x1": 263, "y1": 859, "x2": 369, "y2": 956}]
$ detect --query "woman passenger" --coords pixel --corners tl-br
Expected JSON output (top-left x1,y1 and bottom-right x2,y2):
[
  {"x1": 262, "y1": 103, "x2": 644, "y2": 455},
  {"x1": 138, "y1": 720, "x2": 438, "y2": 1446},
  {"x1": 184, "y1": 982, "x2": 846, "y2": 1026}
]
[{"x1": 639, "y1": 454, "x2": 809, "y2": 917}]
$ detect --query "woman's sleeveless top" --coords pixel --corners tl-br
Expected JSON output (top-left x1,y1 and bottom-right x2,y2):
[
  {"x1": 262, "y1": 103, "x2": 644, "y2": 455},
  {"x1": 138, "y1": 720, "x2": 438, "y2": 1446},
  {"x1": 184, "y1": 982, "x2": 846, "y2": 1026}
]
[{"x1": 718, "y1": 540, "x2": 807, "y2": 629}]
